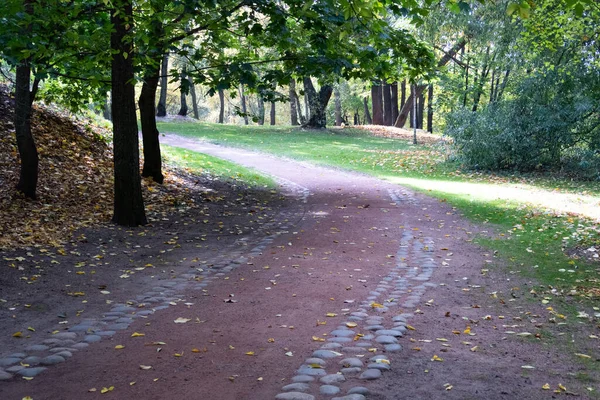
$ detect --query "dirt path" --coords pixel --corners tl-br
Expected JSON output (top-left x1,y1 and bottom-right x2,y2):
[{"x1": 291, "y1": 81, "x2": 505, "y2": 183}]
[{"x1": 0, "y1": 134, "x2": 597, "y2": 400}]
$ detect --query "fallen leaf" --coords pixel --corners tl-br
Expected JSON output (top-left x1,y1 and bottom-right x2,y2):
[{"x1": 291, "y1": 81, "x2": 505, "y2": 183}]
[
  {"x1": 100, "y1": 386, "x2": 114, "y2": 394},
  {"x1": 115, "y1": 345, "x2": 125, "y2": 350},
  {"x1": 131, "y1": 332, "x2": 145, "y2": 337},
  {"x1": 542, "y1": 383, "x2": 550, "y2": 390},
  {"x1": 326, "y1": 313, "x2": 337, "y2": 317},
  {"x1": 12, "y1": 331, "x2": 23, "y2": 338},
  {"x1": 174, "y1": 317, "x2": 191, "y2": 324},
  {"x1": 431, "y1": 355, "x2": 443, "y2": 362},
  {"x1": 245, "y1": 351, "x2": 255, "y2": 356},
  {"x1": 346, "y1": 322, "x2": 357, "y2": 328},
  {"x1": 139, "y1": 365, "x2": 152, "y2": 370}
]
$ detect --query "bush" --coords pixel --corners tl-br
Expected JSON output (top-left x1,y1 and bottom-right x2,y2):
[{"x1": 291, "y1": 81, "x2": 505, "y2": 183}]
[{"x1": 445, "y1": 67, "x2": 600, "y2": 178}]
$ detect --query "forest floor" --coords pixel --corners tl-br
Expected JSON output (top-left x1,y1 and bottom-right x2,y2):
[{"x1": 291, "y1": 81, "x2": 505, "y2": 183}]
[{"x1": 1, "y1": 120, "x2": 599, "y2": 399}]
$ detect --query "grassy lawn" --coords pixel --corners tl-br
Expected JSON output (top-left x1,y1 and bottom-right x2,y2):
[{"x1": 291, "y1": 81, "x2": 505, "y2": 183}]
[
  {"x1": 161, "y1": 144, "x2": 276, "y2": 189},
  {"x1": 157, "y1": 122, "x2": 600, "y2": 312}
]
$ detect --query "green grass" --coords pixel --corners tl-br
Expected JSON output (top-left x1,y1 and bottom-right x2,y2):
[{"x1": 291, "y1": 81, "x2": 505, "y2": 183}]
[
  {"x1": 161, "y1": 144, "x2": 276, "y2": 189},
  {"x1": 158, "y1": 122, "x2": 600, "y2": 305},
  {"x1": 157, "y1": 122, "x2": 600, "y2": 196}
]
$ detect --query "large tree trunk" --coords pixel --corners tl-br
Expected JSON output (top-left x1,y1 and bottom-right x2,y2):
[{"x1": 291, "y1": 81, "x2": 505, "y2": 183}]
[
  {"x1": 289, "y1": 80, "x2": 299, "y2": 126},
  {"x1": 400, "y1": 79, "x2": 406, "y2": 109},
  {"x1": 383, "y1": 83, "x2": 393, "y2": 126},
  {"x1": 156, "y1": 53, "x2": 169, "y2": 117},
  {"x1": 302, "y1": 77, "x2": 332, "y2": 129},
  {"x1": 427, "y1": 84, "x2": 433, "y2": 133},
  {"x1": 371, "y1": 82, "x2": 383, "y2": 125},
  {"x1": 391, "y1": 82, "x2": 399, "y2": 124},
  {"x1": 189, "y1": 78, "x2": 199, "y2": 119},
  {"x1": 334, "y1": 86, "x2": 342, "y2": 126},
  {"x1": 178, "y1": 67, "x2": 188, "y2": 116},
  {"x1": 239, "y1": 85, "x2": 248, "y2": 125},
  {"x1": 218, "y1": 89, "x2": 225, "y2": 123},
  {"x1": 111, "y1": 0, "x2": 147, "y2": 226},
  {"x1": 14, "y1": 63, "x2": 38, "y2": 199},
  {"x1": 394, "y1": 38, "x2": 467, "y2": 128},
  {"x1": 270, "y1": 101, "x2": 276, "y2": 125},
  {"x1": 139, "y1": 62, "x2": 164, "y2": 184},
  {"x1": 363, "y1": 97, "x2": 372, "y2": 124}
]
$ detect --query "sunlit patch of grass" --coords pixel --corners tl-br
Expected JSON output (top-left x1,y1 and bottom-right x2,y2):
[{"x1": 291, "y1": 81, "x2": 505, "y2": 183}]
[{"x1": 161, "y1": 145, "x2": 276, "y2": 189}]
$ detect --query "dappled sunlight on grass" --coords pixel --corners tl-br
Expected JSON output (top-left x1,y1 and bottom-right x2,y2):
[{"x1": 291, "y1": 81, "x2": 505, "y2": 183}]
[{"x1": 384, "y1": 175, "x2": 600, "y2": 222}]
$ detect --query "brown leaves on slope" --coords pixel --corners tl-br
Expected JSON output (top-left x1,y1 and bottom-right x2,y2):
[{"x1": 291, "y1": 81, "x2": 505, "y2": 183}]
[{"x1": 0, "y1": 87, "x2": 196, "y2": 250}]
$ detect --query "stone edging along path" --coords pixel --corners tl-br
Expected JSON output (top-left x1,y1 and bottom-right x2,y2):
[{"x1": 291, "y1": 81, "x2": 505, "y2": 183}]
[
  {"x1": 273, "y1": 189, "x2": 437, "y2": 400},
  {"x1": 0, "y1": 175, "x2": 310, "y2": 382}
]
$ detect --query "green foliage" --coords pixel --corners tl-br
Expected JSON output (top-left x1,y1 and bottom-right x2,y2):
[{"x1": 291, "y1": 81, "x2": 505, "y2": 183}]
[{"x1": 446, "y1": 65, "x2": 600, "y2": 177}]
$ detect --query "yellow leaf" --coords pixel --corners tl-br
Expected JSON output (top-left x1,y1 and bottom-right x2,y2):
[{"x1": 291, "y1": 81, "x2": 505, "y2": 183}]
[
  {"x1": 558, "y1": 384, "x2": 567, "y2": 391},
  {"x1": 316, "y1": 320, "x2": 326, "y2": 326},
  {"x1": 27, "y1": 327, "x2": 35, "y2": 332},
  {"x1": 370, "y1": 302, "x2": 384, "y2": 309},
  {"x1": 174, "y1": 317, "x2": 191, "y2": 324},
  {"x1": 326, "y1": 313, "x2": 337, "y2": 317},
  {"x1": 346, "y1": 322, "x2": 357, "y2": 328},
  {"x1": 463, "y1": 326, "x2": 471, "y2": 334},
  {"x1": 470, "y1": 346, "x2": 478, "y2": 352},
  {"x1": 267, "y1": 338, "x2": 275, "y2": 343},
  {"x1": 245, "y1": 351, "x2": 255, "y2": 356},
  {"x1": 542, "y1": 383, "x2": 550, "y2": 390},
  {"x1": 129, "y1": 382, "x2": 136, "y2": 386},
  {"x1": 312, "y1": 336, "x2": 325, "y2": 342},
  {"x1": 139, "y1": 365, "x2": 152, "y2": 370},
  {"x1": 431, "y1": 355, "x2": 443, "y2": 362},
  {"x1": 452, "y1": 330, "x2": 461, "y2": 335},
  {"x1": 13, "y1": 331, "x2": 23, "y2": 338},
  {"x1": 22, "y1": 377, "x2": 33, "y2": 381},
  {"x1": 309, "y1": 363, "x2": 322, "y2": 368},
  {"x1": 22, "y1": 397, "x2": 33, "y2": 400},
  {"x1": 100, "y1": 386, "x2": 114, "y2": 393},
  {"x1": 115, "y1": 345, "x2": 125, "y2": 349},
  {"x1": 436, "y1": 338, "x2": 448, "y2": 342},
  {"x1": 131, "y1": 332, "x2": 145, "y2": 337},
  {"x1": 191, "y1": 348, "x2": 200, "y2": 353},
  {"x1": 257, "y1": 377, "x2": 263, "y2": 381},
  {"x1": 406, "y1": 325, "x2": 416, "y2": 331},
  {"x1": 174, "y1": 353, "x2": 183, "y2": 357},
  {"x1": 368, "y1": 348, "x2": 377, "y2": 353},
  {"x1": 575, "y1": 353, "x2": 591, "y2": 359}
]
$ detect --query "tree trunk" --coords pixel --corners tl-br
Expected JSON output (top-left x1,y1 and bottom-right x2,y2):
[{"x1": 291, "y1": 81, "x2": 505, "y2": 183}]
[
  {"x1": 218, "y1": 89, "x2": 225, "y2": 123},
  {"x1": 189, "y1": 78, "x2": 199, "y2": 119},
  {"x1": 270, "y1": 101, "x2": 276, "y2": 125},
  {"x1": 103, "y1": 91, "x2": 112, "y2": 121},
  {"x1": 394, "y1": 38, "x2": 467, "y2": 128},
  {"x1": 400, "y1": 79, "x2": 406, "y2": 109},
  {"x1": 383, "y1": 83, "x2": 393, "y2": 126},
  {"x1": 178, "y1": 67, "x2": 188, "y2": 116},
  {"x1": 427, "y1": 84, "x2": 433, "y2": 133},
  {"x1": 412, "y1": 84, "x2": 417, "y2": 144},
  {"x1": 334, "y1": 86, "x2": 342, "y2": 126},
  {"x1": 489, "y1": 69, "x2": 496, "y2": 104},
  {"x1": 111, "y1": 0, "x2": 147, "y2": 226},
  {"x1": 156, "y1": 53, "x2": 169, "y2": 117},
  {"x1": 14, "y1": 63, "x2": 38, "y2": 199},
  {"x1": 391, "y1": 82, "x2": 399, "y2": 124},
  {"x1": 302, "y1": 77, "x2": 333, "y2": 129},
  {"x1": 363, "y1": 97, "x2": 372, "y2": 124},
  {"x1": 371, "y1": 82, "x2": 383, "y2": 125},
  {"x1": 417, "y1": 90, "x2": 425, "y2": 129},
  {"x1": 463, "y1": 48, "x2": 469, "y2": 107},
  {"x1": 239, "y1": 85, "x2": 248, "y2": 125},
  {"x1": 497, "y1": 69, "x2": 510, "y2": 102},
  {"x1": 257, "y1": 97, "x2": 265, "y2": 125},
  {"x1": 289, "y1": 80, "x2": 299, "y2": 126},
  {"x1": 139, "y1": 62, "x2": 164, "y2": 184}
]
